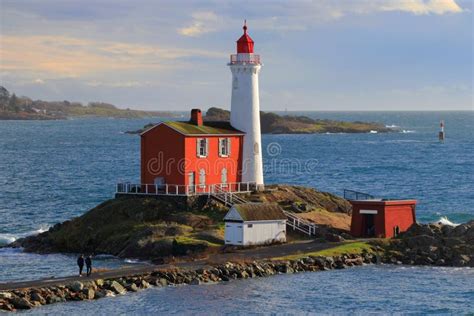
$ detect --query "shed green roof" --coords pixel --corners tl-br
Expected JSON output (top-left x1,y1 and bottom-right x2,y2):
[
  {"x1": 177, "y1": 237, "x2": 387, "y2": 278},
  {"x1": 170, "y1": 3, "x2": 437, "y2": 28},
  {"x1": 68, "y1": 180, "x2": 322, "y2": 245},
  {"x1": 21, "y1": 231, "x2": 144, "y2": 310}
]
[
  {"x1": 233, "y1": 203, "x2": 287, "y2": 221},
  {"x1": 164, "y1": 121, "x2": 244, "y2": 135}
]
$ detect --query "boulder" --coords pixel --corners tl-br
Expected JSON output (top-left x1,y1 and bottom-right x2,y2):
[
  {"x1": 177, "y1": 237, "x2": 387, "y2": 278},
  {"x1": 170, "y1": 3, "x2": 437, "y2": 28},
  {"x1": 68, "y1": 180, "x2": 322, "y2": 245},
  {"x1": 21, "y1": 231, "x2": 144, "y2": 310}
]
[
  {"x1": 405, "y1": 235, "x2": 438, "y2": 249},
  {"x1": 30, "y1": 292, "x2": 46, "y2": 305},
  {"x1": 109, "y1": 281, "x2": 126, "y2": 295},
  {"x1": 82, "y1": 288, "x2": 95, "y2": 300},
  {"x1": 127, "y1": 283, "x2": 139, "y2": 292},
  {"x1": 0, "y1": 292, "x2": 12, "y2": 300},
  {"x1": 95, "y1": 279, "x2": 104, "y2": 287},
  {"x1": 68, "y1": 281, "x2": 84, "y2": 292},
  {"x1": 325, "y1": 233, "x2": 345, "y2": 242},
  {"x1": 10, "y1": 296, "x2": 34, "y2": 310}
]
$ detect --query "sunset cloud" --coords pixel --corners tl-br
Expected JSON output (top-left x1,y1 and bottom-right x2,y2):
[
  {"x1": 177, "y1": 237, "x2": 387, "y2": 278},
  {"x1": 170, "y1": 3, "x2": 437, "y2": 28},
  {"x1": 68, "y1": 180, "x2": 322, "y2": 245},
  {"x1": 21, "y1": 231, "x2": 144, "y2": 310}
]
[{"x1": 0, "y1": 35, "x2": 225, "y2": 78}]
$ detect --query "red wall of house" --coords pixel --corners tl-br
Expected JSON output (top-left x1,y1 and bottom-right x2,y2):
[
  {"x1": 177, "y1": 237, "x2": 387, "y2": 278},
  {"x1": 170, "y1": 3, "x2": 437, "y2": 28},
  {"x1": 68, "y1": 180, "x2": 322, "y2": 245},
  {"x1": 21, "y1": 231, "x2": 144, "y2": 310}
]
[
  {"x1": 140, "y1": 124, "x2": 185, "y2": 186},
  {"x1": 184, "y1": 135, "x2": 243, "y2": 192},
  {"x1": 350, "y1": 200, "x2": 417, "y2": 238}
]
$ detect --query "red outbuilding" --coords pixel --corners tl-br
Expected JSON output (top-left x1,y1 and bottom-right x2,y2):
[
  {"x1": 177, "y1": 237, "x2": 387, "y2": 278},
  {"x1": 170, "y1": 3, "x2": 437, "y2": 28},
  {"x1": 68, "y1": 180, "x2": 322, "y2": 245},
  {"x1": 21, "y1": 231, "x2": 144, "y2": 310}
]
[
  {"x1": 350, "y1": 199, "x2": 417, "y2": 238},
  {"x1": 139, "y1": 109, "x2": 247, "y2": 195}
]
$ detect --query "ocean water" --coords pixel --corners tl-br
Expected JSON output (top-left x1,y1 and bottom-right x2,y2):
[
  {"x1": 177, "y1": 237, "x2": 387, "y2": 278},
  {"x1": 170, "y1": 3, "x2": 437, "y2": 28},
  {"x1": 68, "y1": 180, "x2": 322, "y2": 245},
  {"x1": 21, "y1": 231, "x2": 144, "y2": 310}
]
[{"x1": 0, "y1": 111, "x2": 473, "y2": 313}]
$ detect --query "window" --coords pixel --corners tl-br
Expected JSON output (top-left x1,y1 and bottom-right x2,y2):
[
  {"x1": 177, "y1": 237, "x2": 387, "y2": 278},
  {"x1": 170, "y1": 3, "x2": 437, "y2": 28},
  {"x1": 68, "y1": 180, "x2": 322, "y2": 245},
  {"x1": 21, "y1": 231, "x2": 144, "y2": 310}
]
[
  {"x1": 219, "y1": 138, "x2": 231, "y2": 157},
  {"x1": 247, "y1": 224, "x2": 253, "y2": 228},
  {"x1": 221, "y1": 168, "x2": 228, "y2": 184},
  {"x1": 199, "y1": 169, "x2": 206, "y2": 188},
  {"x1": 196, "y1": 138, "x2": 208, "y2": 157}
]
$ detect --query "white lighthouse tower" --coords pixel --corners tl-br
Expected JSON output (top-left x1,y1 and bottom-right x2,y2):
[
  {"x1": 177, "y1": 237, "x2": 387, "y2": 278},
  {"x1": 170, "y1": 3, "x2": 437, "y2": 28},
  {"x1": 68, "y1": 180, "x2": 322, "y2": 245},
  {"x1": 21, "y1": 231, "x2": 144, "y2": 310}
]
[{"x1": 228, "y1": 21, "x2": 264, "y2": 188}]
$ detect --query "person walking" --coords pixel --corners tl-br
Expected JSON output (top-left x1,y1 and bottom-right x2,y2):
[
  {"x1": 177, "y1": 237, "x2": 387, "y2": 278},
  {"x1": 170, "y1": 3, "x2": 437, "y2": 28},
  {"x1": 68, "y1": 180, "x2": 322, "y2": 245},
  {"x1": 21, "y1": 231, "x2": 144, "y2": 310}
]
[
  {"x1": 85, "y1": 255, "x2": 92, "y2": 277},
  {"x1": 77, "y1": 254, "x2": 84, "y2": 276}
]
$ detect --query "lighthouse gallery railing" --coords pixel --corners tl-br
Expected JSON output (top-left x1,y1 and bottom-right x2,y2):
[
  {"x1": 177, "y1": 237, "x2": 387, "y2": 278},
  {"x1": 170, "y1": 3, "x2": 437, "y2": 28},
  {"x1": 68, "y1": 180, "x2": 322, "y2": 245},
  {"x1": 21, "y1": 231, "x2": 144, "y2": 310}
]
[{"x1": 229, "y1": 54, "x2": 260, "y2": 64}]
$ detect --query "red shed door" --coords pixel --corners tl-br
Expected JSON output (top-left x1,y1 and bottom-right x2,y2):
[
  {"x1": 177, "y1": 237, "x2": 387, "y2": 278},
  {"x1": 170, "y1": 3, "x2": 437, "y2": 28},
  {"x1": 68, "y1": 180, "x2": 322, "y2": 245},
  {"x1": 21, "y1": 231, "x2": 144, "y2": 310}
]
[{"x1": 362, "y1": 214, "x2": 376, "y2": 237}]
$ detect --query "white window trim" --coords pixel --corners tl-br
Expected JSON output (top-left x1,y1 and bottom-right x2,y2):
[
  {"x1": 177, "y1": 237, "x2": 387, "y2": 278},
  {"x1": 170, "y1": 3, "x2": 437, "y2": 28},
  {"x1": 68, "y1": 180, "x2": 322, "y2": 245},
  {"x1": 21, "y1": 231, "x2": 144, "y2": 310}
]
[
  {"x1": 197, "y1": 138, "x2": 208, "y2": 158},
  {"x1": 219, "y1": 138, "x2": 231, "y2": 157}
]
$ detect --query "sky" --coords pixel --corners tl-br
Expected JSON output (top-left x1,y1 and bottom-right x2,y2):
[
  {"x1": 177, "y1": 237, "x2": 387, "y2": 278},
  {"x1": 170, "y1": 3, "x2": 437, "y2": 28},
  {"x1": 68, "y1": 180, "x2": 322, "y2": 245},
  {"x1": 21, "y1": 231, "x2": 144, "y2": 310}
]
[{"x1": 0, "y1": 0, "x2": 472, "y2": 111}]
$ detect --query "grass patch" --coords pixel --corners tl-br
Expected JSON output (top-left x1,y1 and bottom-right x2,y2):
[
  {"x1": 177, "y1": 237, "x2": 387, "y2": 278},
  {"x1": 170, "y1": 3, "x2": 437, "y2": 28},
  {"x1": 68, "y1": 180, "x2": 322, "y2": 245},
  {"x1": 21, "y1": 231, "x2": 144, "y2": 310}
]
[
  {"x1": 274, "y1": 241, "x2": 375, "y2": 260},
  {"x1": 174, "y1": 236, "x2": 221, "y2": 248}
]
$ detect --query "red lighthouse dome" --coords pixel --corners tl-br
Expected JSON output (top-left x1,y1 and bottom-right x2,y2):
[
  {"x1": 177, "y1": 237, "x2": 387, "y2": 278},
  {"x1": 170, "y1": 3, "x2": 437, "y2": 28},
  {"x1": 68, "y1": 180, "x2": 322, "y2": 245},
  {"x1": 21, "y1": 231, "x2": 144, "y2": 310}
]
[{"x1": 236, "y1": 21, "x2": 254, "y2": 53}]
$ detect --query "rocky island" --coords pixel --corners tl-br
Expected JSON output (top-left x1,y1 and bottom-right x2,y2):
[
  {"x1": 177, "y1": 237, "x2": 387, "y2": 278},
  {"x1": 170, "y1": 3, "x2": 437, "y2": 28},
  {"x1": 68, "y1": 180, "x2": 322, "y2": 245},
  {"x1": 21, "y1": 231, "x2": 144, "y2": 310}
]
[
  {"x1": 2, "y1": 185, "x2": 473, "y2": 312},
  {"x1": 10, "y1": 185, "x2": 352, "y2": 261},
  {"x1": 126, "y1": 107, "x2": 393, "y2": 135}
]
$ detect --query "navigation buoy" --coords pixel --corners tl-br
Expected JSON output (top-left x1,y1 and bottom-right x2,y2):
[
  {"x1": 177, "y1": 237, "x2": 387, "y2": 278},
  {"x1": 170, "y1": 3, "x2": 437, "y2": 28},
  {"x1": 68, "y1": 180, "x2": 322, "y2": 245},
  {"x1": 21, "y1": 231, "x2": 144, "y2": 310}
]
[{"x1": 439, "y1": 120, "x2": 445, "y2": 142}]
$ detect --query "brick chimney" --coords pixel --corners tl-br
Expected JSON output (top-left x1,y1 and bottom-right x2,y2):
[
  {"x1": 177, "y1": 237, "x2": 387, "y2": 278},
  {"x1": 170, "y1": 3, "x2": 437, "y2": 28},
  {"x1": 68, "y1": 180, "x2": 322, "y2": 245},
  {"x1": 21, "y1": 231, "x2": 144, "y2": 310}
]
[{"x1": 190, "y1": 109, "x2": 203, "y2": 126}]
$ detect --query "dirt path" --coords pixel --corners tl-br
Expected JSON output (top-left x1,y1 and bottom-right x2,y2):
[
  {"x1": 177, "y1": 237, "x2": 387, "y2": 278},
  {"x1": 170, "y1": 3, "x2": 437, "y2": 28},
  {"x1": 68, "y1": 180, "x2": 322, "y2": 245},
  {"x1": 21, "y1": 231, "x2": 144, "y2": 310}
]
[{"x1": 0, "y1": 240, "x2": 341, "y2": 291}]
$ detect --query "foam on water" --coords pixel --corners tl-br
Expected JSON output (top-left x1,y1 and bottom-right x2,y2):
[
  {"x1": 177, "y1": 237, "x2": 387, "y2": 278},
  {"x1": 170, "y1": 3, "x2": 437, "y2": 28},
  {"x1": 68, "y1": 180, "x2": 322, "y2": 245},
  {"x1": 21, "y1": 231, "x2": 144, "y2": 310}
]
[
  {"x1": 434, "y1": 216, "x2": 460, "y2": 226},
  {"x1": 0, "y1": 225, "x2": 50, "y2": 246}
]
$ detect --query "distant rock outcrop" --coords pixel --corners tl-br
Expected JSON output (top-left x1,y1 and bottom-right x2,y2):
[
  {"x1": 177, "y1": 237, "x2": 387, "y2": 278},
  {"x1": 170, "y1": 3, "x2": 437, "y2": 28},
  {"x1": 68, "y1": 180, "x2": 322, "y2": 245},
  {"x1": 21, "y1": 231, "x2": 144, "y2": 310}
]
[
  {"x1": 127, "y1": 107, "x2": 392, "y2": 134},
  {"x1": 0, "y1": 86, "x2": 176, "y2": 120}
]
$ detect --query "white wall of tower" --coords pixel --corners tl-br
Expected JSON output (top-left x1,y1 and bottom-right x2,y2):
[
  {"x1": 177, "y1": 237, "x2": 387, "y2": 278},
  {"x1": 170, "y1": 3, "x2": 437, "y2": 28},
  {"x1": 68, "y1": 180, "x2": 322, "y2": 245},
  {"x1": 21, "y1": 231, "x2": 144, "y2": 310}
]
[{"x1": 229, "y1": 58, "x2": 264, "y2": 186}]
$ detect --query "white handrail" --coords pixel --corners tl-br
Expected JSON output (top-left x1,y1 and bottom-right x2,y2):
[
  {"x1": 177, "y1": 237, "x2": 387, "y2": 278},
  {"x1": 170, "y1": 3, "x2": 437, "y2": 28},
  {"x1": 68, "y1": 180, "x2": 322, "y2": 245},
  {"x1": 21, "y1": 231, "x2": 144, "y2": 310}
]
[{"x1": 115, "y1": 182, "x2": 256, "y2": 196}]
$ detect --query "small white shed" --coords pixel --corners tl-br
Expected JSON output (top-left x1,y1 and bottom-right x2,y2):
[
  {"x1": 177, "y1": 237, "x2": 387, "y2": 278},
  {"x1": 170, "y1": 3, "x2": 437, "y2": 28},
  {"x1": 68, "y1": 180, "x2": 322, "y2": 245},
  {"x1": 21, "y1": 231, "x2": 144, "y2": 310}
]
[{"x1": 224, "y1": 203, "x2": 287, "y2": 246}]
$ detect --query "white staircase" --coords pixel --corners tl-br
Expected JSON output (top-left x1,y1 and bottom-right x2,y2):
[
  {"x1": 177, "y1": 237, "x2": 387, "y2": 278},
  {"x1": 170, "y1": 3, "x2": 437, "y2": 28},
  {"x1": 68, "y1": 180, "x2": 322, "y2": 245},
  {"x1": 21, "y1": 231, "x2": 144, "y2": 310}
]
[
  {"x1": 211, "y1": 185, "x2": 248, "y2": 207},
  {"x1": 283, "y1": 211, "x2": 318, "y2": 236},
  {"x1": 210, "y1": 187, "x2": 318, "y2": 237}
]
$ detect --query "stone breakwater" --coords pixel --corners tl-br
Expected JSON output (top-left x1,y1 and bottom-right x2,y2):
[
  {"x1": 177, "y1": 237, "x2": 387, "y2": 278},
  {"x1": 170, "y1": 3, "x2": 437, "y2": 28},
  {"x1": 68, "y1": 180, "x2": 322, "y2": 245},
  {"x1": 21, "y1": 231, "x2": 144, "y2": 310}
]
[
  {"x1": 0, "y1": 252, "x2": 377, "y2": 312},
  {"x1": 380, "y1": 221, "x2": 474, "y2": 267}
]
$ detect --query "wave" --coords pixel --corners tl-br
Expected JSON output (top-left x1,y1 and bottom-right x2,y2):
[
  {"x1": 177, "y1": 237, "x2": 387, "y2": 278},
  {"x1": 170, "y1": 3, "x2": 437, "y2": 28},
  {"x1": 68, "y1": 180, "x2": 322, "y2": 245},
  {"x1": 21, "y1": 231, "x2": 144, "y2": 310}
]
[
  {"x1": 386, "y1": 124, "x2": 400, "y2": 128},
  {"x1": 433, "y1": 216, "x2": 459, "y2": 227},
  {"x1": 124, "y1": 258, "x2": 142, "y2": 264},
  {"x1": 0, "y1": 225, "x2": 50, "y2": 246},
  {"x1": 400, "y1": 130, "x2": 416, "y2": 134},
  {"x1": 369, "y1": 130, "x2": 378, "y2": 134}
]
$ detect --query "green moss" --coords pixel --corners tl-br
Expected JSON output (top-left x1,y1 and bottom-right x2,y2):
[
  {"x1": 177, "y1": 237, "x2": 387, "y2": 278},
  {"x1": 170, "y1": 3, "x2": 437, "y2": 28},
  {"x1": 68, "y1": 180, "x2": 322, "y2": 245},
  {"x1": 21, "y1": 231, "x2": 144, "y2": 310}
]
[
  {"x1": 174, "y1": 236, "x2": 221, "y2": 248},
  {"x1": 275, "y1": 242, "x2": 375, "y2": 260}
]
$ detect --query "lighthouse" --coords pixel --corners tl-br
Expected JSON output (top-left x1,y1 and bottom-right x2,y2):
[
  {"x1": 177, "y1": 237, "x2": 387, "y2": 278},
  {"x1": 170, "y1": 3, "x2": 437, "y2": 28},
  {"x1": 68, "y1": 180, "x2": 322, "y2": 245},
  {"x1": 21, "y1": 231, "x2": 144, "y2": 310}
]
[
  {"x1": 228, "y1": 21, "x2": 264, "y2": 188},
  {"x1": 439, "y1": 120, "x2": 445, "y2": 142}
]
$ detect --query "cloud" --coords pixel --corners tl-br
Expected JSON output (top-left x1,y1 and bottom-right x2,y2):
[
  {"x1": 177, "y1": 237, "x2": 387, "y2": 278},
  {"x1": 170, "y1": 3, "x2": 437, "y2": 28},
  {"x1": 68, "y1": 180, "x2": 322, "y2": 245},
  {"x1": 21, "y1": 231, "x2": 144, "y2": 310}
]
[
  {"x1": 0, "y1": 35, "x2": 226, "y2": 78},
  {"x1": 178, "y1": 11, "x2": 223, "y2": 37},
  {"x1": 360, "y1": 0, "x2": 464, "y2": 15}
]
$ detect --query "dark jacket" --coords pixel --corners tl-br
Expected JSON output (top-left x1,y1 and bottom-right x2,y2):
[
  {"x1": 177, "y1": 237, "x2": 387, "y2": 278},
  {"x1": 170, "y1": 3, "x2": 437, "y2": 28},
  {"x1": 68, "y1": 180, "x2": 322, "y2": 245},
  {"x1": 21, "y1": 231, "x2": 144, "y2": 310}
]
[
  {"x1": 77, "y1": 257, "x2": 84, "y2": 267},
  {"x1": 85, "y1": 257, "x2": 92, "y2": 267}
]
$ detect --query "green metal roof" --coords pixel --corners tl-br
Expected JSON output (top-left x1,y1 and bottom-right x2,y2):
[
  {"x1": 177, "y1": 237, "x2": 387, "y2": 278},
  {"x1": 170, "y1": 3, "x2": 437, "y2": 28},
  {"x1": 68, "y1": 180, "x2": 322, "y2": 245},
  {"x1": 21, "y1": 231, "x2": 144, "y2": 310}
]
[{"x1": 164, "y1": 121, "x2": 244, "y2": 135}]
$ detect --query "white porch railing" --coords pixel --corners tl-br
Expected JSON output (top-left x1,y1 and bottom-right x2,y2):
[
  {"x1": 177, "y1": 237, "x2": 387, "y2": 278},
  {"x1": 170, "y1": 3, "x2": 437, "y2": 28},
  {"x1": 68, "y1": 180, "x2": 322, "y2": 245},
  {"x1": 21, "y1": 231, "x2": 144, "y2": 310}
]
[
  {"x1": 116, "y1": 182, "x2": 256, "y2": 196},
  {"x1": 283, "y1": 211, "x2": 318, "y2": 236}
]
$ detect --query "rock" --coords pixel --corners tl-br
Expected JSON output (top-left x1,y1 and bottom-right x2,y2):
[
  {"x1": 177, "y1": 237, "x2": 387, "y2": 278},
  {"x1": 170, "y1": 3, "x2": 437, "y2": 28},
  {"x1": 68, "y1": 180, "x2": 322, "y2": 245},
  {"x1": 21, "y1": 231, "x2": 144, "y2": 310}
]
[
  {"x1": 141, "y1": 280, "x2": 150, "y2": 289},
  {"x1": 128, "y1": 283, "x2": 139, "y2": 292},
  {"x1": 30, "y1": 292, "x2": 46, "y2": 305},
  {"x1": 0, "y1": 299, "x2": 16, "y2": 312},
  {"x1": 109, "y1": 281, "x2": 126, "y2": 295},
  {"x1": 325, "y1": 233, "x2": 345, "y2": 242},
  {"x1": 325, "y1": 257, "x2": 335, "y2": 268},
  {"x1": 190, "y1": 279, "x2": 201, "y2": 285},
  {"x1": 452, "y1": 254, "x2": 470, "y2": 266},
  {"x1": 47, "y1": 295, "x2": 65, "y2": 304},
  {"x1": 0, "y1": 292, "x2": 12, "y2": 300},
  {"x1": 10, "y1": 296, "x2": 34, "y2": 309},
  {"x1": 82, "y1": 288, "x2": 95, "y2": 300},
  {"x1": 68, "y1": 281, "x2": 84, "y2": 292},
  {"x1": 405, "y1": 235, "x2": 438, "y2": 248}
]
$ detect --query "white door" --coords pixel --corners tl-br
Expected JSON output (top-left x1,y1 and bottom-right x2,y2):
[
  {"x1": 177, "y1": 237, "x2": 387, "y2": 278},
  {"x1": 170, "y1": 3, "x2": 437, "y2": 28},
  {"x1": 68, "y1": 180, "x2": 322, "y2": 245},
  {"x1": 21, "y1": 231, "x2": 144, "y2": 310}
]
[
  {"x1": 225, "y1": 223, "x2": 242, "y2": 245},
  {"x1": 188, "y1": 172, "x2": 195, "y2": 193}
]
